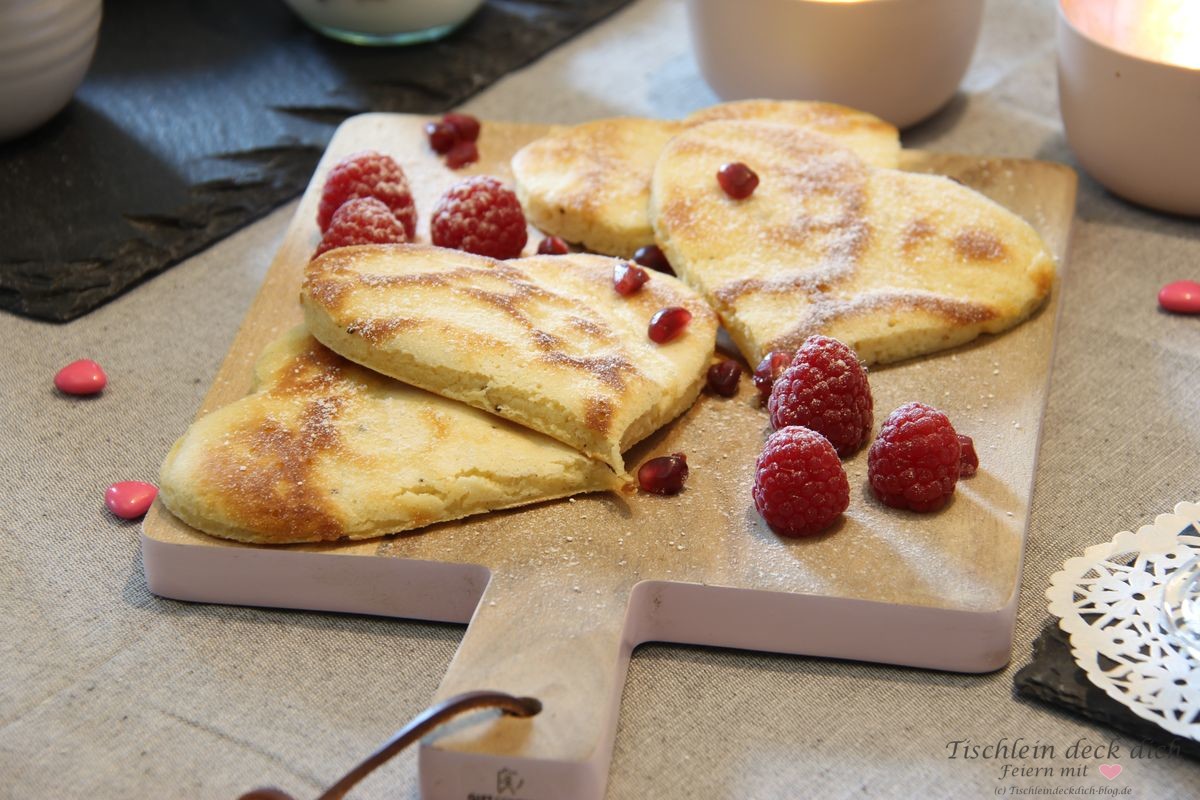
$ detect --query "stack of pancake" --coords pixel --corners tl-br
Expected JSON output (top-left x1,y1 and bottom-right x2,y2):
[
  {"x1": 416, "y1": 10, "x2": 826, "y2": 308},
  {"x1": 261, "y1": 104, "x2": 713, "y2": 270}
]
[
  {"x1": 159, "y1": 245, "x2": 718, "y2": 544},
  {"x1": 158, "y1": 100, "x2": 1055, "y2": 545},
  {"x1": 513, "y1": 99, "x2": 1056, "y2": 367}
]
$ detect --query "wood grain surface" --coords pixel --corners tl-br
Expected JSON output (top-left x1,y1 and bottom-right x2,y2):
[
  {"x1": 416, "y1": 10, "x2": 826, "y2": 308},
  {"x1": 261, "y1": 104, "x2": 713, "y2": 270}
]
[{"x1": 141, "y1": 113, "x2": 1077, "y2": 784}]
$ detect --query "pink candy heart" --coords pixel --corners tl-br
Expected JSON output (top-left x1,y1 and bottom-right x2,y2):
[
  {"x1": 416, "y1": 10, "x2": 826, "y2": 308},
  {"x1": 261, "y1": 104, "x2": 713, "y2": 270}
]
[
  {"x1": 54, "y1": 359, "x2": 107, "y2": 395},
  {"x1": 1158, "y1": 280, "x2": 1200, "y2": 314},
  {"x1": 1098, "y1": 764, "x2": 1122, "y2": 780},
  {"x1": 105, "y1": 481, "x2": 158, "y2": 520}
]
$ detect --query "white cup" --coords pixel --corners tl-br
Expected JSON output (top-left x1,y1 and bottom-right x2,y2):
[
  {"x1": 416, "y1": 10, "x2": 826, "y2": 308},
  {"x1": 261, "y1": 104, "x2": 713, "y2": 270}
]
[
  {"x1": 0, "y1": 0, "x2": 101, "y2": 142},
  {"x1": 686, "y1": 0, "x2": 985, "y2": 129},
  {"x1": 281, "y1": 0, "x2": 484, "y2": 46},
  {"x1": 1057, "y1": 0, "x2": 1200, "y2": 216}
]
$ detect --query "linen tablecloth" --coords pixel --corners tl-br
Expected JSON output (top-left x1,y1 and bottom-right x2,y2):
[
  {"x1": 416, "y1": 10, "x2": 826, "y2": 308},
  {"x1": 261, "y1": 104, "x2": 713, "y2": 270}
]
[{"x1": 3, "y1": 0, "x2": 1199, "y2": 796}]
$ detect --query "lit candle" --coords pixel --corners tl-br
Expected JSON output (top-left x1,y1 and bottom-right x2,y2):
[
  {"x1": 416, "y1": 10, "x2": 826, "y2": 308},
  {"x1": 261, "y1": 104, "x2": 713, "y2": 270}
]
[
  {"x1": 1057, "y1": 0, "x2": 1200, "y2": 216},
  {"x1": 1066, "y1": 0, "x2": 1200, "y2": 69}
]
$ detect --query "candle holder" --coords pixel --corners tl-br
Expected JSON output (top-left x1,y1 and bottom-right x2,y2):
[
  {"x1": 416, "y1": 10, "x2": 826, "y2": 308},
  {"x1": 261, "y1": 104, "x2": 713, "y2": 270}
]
[
  {"x1": 1057, "y1": 0, "x2": 1200, "y2": 216},
  {"x1": 1163, "y1": 556, "x2": 1200, "y2": 661},
  {"x1": 280, "y1": 0, "x2": 483, "y2": 46},
  {"x1": 0, "y1": 0, "x2": 101, "y2": 142},
  {"x1": 686, "y1": 0, "x2": 985, "y2": 128}
]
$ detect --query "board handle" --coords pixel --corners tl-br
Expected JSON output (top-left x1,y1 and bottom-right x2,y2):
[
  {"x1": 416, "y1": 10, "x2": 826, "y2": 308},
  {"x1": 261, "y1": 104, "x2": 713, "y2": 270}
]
[
  {"x1": 419, "y1": 569, "x2": 636, "y2": 800},
  {"x1": 237, "y1": 692, "x2": 541, "y2": 800}
]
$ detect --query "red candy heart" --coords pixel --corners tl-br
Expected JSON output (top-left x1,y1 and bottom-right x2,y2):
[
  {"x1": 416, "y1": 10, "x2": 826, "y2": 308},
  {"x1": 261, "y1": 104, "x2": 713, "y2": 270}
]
[
  {"x1": 1159, "y1": 280, "x2": 1200, "y2": 314},
  {"x1": 105, "y1": 481, "x2": 157, "y2": 520},
  {"x1": 54, "y1": 359, "x2": 107, "y2": 395}
]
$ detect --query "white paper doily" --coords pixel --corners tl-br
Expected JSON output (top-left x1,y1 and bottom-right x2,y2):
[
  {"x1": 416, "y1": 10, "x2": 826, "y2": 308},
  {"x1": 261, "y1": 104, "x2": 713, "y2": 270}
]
[{"x1": 1046, "y1": 500, "x2": 1200, "y2": 740}]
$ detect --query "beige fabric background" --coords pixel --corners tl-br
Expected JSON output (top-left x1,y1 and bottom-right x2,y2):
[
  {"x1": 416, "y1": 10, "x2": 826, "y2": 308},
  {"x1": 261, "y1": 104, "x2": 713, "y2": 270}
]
[{"x1": 3, "y1": 0, "x2": 1199, "y2": 796}]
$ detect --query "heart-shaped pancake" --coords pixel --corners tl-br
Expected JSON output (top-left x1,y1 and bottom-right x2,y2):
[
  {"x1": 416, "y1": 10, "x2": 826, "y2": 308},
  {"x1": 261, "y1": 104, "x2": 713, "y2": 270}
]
[
  {"x1": 158, "y1": 328, "x2": 623, "y2": 544},
  {"x1": 512, "y1": 100, "x2": 900, "y2": 258},
  {"x1": 682, "y1": 99, "x2": 900, "y2": 169},
  {"x1": 301, "y1": 244, "x2": 718, "y2": 473},
  {"x1": 649, "y1": 121, "x2": 1056, "y2": 365}
]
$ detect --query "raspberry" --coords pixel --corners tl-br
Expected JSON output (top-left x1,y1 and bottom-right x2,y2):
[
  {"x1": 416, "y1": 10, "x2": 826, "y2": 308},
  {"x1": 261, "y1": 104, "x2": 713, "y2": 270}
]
[
  {"x1": 425, "y1": 120, "x2": 457, "y2": 154},
  {"x1": 638, "y1": 453, "x2": 688, "y2": 495},
  {"x1": 706, "y1": 359, "x2": 742, "y2": 397},
  {"x1": 430, "y1": 176, "x2": 528, "y2": 259},
  {"x1": 318, "y1": 151, "x2": 416, "y2": 239},
  {"x1": 613, "y1": 262, "x2": 649, "y2": 296},
  {"x1": 445, "y1": 140, "x2": 479, "y2": 170},
  {"x1": 648, "y1": 307, "x2": 692, "y2": 343},
  {"x1": 753, "y1": 426, "x2": 849, "y2": 537},
  {"x1": 633, "y1": 244, "x2": 674, "y2": 275},
  {"x1": 443, "y1": 112, "x2": 481, "y2": 143},
  {"x1": 768, "y1": 335, "x2": 872, "y2": 456},
  {"x1": 958, "y1": 434, "x2": 979, "y2": 477},
  {"x1": 868, "y1": 402, "x2": 962, "y2": 512},
  {"x1": 537, "y1": 235, "x2": 570, "y2": 255},
  {"x1": 753, "y1": 351, "x2": 792, "y2": 401},
  {"x1": 718, "y1": 162, "x2": 759, "y2": 199},
  {"x1": 313, "y1": 197, "x2": 409, "y2": 258}
]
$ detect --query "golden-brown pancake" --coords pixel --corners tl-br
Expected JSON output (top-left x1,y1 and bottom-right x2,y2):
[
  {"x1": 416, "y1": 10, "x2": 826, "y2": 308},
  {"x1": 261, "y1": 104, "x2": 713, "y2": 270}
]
[
  {"x1": 512, "y1": 117, "x2": 684, "y2": 258},
  {"x1": 511, "y1": 101, "x2": 900, "y2": 258},
  {"x1": 158, "y1": 328, "x2": 623, "y2": 544},
  {"x1": 649, "y1": 120, "x2": 1056, "y2": 366},
  {"x1": 301, "y1": 244, "x2": 718, "y2": 473},
  {"x1": 682, "y1": 99, "x2": 900, "y2": 171}
]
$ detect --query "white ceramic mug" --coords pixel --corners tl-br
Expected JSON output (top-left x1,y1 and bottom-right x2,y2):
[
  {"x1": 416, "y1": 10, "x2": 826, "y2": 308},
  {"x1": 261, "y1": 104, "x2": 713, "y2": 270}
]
[
  {"x1": 0, "y1": 0, "x2": 101, "y2": 142},
  {"x1": 281, "y1": 0, "x2": 484, "y2": 46},
  {"x1": 687, "y1": 0, "x2": 985, "y2": 129},
  {"x1": 1057, "y1": 0, "x2": 1200, "y2": 216}
]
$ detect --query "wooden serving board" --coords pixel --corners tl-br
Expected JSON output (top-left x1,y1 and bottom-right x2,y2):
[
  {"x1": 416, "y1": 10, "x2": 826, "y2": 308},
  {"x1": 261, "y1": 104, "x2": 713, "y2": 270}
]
[{"x1": 142, "y1": 114, "x2": 1077, "y2": 800}]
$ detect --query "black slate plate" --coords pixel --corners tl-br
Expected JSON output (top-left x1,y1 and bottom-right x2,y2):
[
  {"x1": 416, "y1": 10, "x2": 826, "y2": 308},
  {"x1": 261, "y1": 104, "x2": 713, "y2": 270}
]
[
  {"x1": 1014, "y1": 620, "x2": 1200, "y2": 761},
  {"x1": 0, "y1": 0, "x2": 633, "y2": 322}
]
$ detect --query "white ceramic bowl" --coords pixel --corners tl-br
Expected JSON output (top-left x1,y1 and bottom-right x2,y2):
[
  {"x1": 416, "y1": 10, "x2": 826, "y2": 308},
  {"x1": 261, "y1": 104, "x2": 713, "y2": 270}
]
[
  {"x1": 686, "y1": 0, "x2": 984, "y2": 129},
  {"x1": 1057, "y1": 0, "x2": 1200, "y2": 216},
  {"x1": 282, "y1": 0, "x2": 484, "y2": 46},
  {"x1": 0, "y1": 0, "x2": 101, "y2": 142}
]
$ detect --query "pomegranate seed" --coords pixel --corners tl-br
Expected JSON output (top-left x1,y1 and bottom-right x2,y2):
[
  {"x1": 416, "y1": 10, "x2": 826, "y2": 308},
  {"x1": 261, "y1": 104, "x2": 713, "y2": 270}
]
[
  {"x1": 537, "y1": 235, "x2": 570, "y2": 255},
  {"x1": 706, "y1": 359, "x2": 742, "y2": 397},
  {"x1": 445, "y1": 140, "x2": 479, "y2": 169},
  {"x1": 633, "y1": 244, "x2": 674, "y2": 275},
  {"x1": 638, "y1": 453, "x2": 688, "y2": 495},
  {"x1": 752, "y1": 351, "x2": 792, "y2": 400},
  {"x1": 425, "y1": 120, "x2": 457, "y2": 154},
  {"x1": 717, "y1": 162, "x2": 759, "y2": 199},
  {"x1": 648, "y1": 306, "x2": 692, "y2": 343},
  {"x1": 958, "y1": 434, "x2": 979, "y2": 477},
  {"x1": 613, "y1": 262, "x2": 649, "y2": 296},
  {"x1": 443, "y1": 113, "x2": 481, "y2": 143}
]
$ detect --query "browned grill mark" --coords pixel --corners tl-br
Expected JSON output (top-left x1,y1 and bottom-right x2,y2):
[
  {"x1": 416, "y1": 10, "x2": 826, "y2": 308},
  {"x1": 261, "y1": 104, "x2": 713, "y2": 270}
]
[
  {"x1": 461, "y1": 282, "x2": 552, "y2": 316},
  {"x1": 346, "y1": 317, "x2": 419, "y2": 344},
  {"x1": 204, "y1": 392, "x2": 348, "y2": 543},
  {"x1": 314, "y1": 256, "x2": 645, "y2": 391},
  {"x1": 1034, "y1": 265, "x2": 1054, "y2": 297},
  {"x1": 540, "y1": 352, "x2": 635, "y2": 392},
  {"x1": 901, "y1": 219, "x2": 937, "y2": 254},
  {"x1": 711, "y1": 252, "x2": 859, "y2": 306},
  {"x1": 531, "y1": 329, "x2": 565, "y2": 351},
  {"x1": 765, "y1": 293, "x2": 998, "y2": 354},
  {"x1": 584, "y1": 396, "x2": 614, "y2": 434},
  {"x1": 567, "y1": 315, "x2": 609, "y2": 339},
  {"x1": 304, "y1": 277, "x2": 352, "y2": 310},
  {"x1": 271, "y1": 344, "x2": 346, "y2": 396},
  {"x1": 954, "y1": 229, "x2": 1007, "y2": 262}
]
